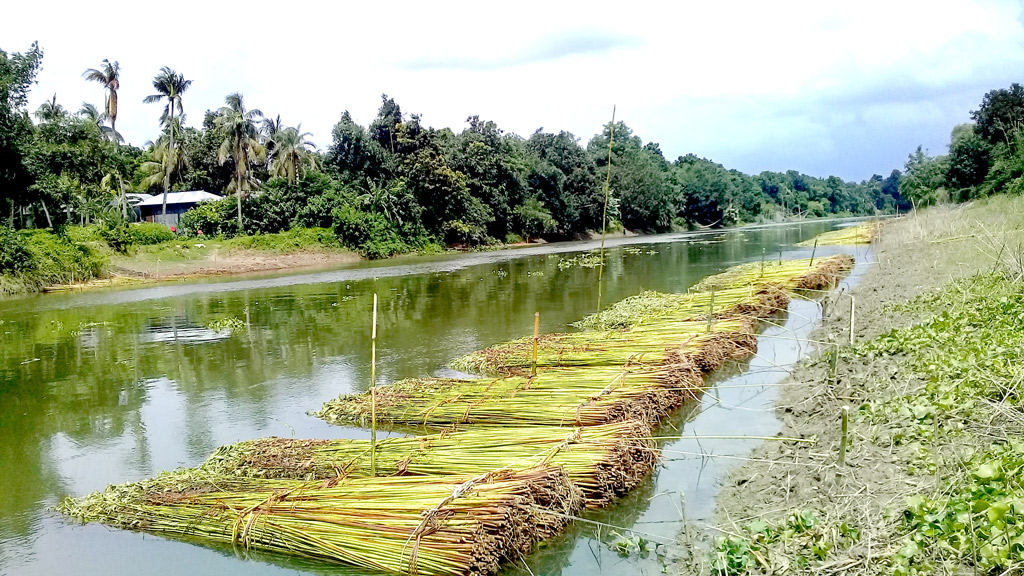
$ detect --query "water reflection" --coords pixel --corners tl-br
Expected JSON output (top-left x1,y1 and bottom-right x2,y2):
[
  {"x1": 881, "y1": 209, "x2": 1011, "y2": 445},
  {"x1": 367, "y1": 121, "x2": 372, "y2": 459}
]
[{"x1": 0, "y1": 220, "x2": 859, "y2": 576}]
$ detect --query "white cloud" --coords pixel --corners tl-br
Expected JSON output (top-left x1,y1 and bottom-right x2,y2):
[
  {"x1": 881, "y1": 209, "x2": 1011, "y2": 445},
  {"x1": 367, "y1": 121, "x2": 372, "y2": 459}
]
[{"x1": 3, "y1": 0, "x2": 1024, "y2": 180}]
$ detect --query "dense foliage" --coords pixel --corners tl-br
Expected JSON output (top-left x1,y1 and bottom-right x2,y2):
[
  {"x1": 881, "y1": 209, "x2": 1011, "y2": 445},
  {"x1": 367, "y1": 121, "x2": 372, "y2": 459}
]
[
  {"x1": 899, "y1": 82, "x2": 1024, "y2": 207},
  {"x1": 2, "y1": 42, "x2": 904, "y2": 264}
]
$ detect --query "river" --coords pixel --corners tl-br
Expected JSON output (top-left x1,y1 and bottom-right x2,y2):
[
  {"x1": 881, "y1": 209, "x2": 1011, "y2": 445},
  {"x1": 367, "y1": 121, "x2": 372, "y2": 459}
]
[{"x1": 0, "y1": 220, "x2": 871, "y2": 576}]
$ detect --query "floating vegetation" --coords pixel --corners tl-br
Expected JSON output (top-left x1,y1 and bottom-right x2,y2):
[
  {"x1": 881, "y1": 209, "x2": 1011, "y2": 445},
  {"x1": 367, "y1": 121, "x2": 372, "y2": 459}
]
[
  {"x1": 59, "y1": 467, "x2": 582, "y2": 576},
  {"x1": 797, "y1": 222, "x2": 875, "y2": 246},
  {"x1": 202, "y1": 421, "x2": 656, "y2": 507},
  {"x1": 623, "y1": 247, "x2": 658, "y2": 255},
  {"x1": 557, "y1": 252, "x2": 603, "y2": 270},
  {"x1": 206, "y1": 316, "x2": 245, "y2": 333}
]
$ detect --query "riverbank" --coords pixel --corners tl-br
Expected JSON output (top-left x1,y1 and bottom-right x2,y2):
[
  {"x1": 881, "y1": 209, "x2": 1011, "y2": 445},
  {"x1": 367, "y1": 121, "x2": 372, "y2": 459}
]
[
  {"x1": 686, "y1": 195, "x2": 1024, "y2": 574},
  {"x1": 0, "y1": 220, "x2": 812, "y2": 296}
]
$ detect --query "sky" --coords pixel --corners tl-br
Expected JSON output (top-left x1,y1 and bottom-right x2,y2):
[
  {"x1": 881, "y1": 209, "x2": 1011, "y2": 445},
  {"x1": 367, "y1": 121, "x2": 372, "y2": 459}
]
[{"x1": 4, "y1": 0, "x2": 1024, "y2": 181}]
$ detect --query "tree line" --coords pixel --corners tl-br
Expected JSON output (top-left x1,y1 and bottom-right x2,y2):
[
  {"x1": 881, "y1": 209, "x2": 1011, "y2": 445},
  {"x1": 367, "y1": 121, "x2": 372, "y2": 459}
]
[
  {"x1": 1, "y1": 43, "x2": 905, "y2": 259},
  {"x1": 899, "y1": 82, "x2": 1024, "y2": 208}
]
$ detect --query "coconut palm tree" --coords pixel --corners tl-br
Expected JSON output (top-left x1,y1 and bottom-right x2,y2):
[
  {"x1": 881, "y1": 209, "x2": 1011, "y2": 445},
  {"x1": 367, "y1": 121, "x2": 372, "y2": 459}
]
[
  {"x1": 82, "y1": 60, "x2": 120, "y2": 137},
  {"x1": 215, "y1": 92, "x2": 265, "y2": 232},
  {"x1": 269, "y1": 125, "x2": 319, "y2": 184},
  {"x1": 138, "y1": 120, "x2": 188, "y2": 193},
  {"x1": 143, "y1": 67, "x2": 192, "y2": 219},
  {"x1": 34, "y1": 94, "x2": 65, "y2": 122},
  {"x1": 78, "y1": 102, "x2": 123, "y2": 143}
]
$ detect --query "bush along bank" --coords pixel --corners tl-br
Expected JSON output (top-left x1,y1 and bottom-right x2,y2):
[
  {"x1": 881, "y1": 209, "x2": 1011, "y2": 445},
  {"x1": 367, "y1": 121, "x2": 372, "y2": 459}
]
[{"x1": 0, "y1": 226, "x2": 106, "y2": 295}]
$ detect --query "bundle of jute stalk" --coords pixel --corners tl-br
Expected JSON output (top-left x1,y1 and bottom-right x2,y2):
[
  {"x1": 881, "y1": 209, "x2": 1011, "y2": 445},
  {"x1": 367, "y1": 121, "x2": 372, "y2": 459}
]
[
  {"x1": 797, "y1": 223, "x2": 875, "y2": 246},
  {"x1": 59, "y1": 467, "x2": 582, "y2": 576},
  {"x1": 201, "y1": 420, "x2": 657, "y2": 507},
  {"x1": 573, "y1": 255, "x2": 851, "y2": 332},
  {"x1": 315, "y1": 360, "x2": 714, "y2": 429},
  {"x1": 690, "y1": 254, "x2": 853, "y2": 294},
  {"x1": 451, "y1": 318, "x2": 754, "y2": 376}
]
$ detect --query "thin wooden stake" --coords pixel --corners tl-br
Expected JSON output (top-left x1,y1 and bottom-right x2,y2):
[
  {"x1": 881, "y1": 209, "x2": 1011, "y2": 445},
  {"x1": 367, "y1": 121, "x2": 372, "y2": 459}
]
[
  {"x1": 706, "y1": 288, "x2": 716, "y2": 332},
  {"x1": 849, "y1": 294, "x2": 856, "y2": 346},
  {"x1": 838, "y1": 406, "x2": 849, "y2": 466},
  {"x1": 370, "y1": 293, "x2": 378, "y2": 476},
  {"x1": 531, "y1": 312, "x2": 540, "y2": 377},
  {"x1": 809, "y1": 238, "x2": 818, "y2": 267},
  {"x1": 760, "y1": 248, "x2": 766, "y2": 277},
  {"x1": 596, "y1": 105, "x2": 616, "y2": 313},
  {"x1": 828, "y1": 343, "x2": 839, "y2": 385},
  {"x1": 778, "y1": 249, "x2": 782, "y2": 266}
]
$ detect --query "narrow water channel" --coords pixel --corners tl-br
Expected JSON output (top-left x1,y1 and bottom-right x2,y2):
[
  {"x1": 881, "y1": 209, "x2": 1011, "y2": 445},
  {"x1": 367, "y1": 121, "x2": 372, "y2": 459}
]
[{"x1": 0, "y1": 221, "x2": 871, "y2": 576}]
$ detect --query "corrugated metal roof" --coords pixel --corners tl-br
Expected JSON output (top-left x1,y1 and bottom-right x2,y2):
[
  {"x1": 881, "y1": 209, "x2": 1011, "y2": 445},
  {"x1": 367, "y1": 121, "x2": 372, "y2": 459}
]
[{"x1": 136, "y1": 191, "x2": 222, "y2": 207}]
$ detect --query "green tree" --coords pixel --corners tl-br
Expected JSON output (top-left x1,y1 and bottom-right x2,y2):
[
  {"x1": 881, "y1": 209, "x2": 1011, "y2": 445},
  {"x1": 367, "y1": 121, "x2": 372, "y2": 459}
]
[
  {"x1": 215, "y1": 92, "x2": 266, "y2": 231},
  {"x1": 971, "y1": 83, "x2": 1024, "y2": 145},
  {"x1": 137, "y1": 120, "x2": 187, "y2": 194},
  {"x1": 269, "y1": 125, "x2": 318, "y2": 184},
  {"x1": 78, "y1": 102, "x2": 121, "y2": 143},
  {"x1": 448, "y1": 116, "x2": 528, "y2": 239},
  {"x1": 946, "y1": 123, "x2": 991, "y2": 199},
  {"x1": 0, "y1": 42, "x2": 43, "y2": 225},
  {"x1": 525, "y1": 130, "x2": 603, "y2": 236},
  {"x1": 327, "y1": 110, "x2": 386, "y2": 183},
  {"x1": 143, "y1": 66, "x2": 192, "y2": 218},
  {"x1": 588, "y1": 121, "x2": 675, "y2": 231},
  {"x1": 81, "y1": 59, "x2": 120, "y2": 140},
  {"x1": 899, "y1": 146, "x2": 949, "y2": 207},
  {"x1": 34, "y1": 94, "x2": 65, "y2": 123}
]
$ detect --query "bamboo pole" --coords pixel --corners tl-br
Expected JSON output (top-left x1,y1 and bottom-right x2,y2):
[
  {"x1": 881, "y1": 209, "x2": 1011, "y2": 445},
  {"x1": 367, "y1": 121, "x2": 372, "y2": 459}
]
[
  {"x1": 531, "y1": 312, "x2": 540, "y2": 377},
  {"x1": 809, "y1": 238, "x2": 818, "y2": 267},
  {"x1": 706, "y1": 287, "x2": 716, "y2": 332},
  {"x1": 838, "y1": 406, "x2": 849, "y2": 466},
  {"x1": 849, "y1": 294, "x2": 856, "y2": 346},
  {"x1": 370, "y1": 293, "x2": 378, "y2": 476},
  {"x1": 596, "y1": 105, "x2": 616, "y2": 313}
]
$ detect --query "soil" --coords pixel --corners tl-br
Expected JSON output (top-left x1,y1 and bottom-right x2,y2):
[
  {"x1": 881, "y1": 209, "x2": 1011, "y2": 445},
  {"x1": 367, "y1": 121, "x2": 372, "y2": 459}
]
[
  {"x1": 683, "y1": 203, "x2": 1003, "y2": 574},
  {"x1": 114, "y1": 247, "x2": 361, "y2": 279}
]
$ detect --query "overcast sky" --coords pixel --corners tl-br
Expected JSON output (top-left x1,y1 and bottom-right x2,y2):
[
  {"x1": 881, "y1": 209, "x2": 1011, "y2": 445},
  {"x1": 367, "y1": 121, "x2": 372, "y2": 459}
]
[{"x1": 4, "y1": 0, "x2": 1024, "y2": 181}]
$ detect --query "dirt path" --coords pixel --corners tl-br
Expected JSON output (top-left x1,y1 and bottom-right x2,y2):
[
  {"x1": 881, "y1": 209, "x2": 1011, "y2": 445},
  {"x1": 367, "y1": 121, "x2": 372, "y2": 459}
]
[{"x1": 681, "y1": 198, "x2": 1024, "y2": 574}]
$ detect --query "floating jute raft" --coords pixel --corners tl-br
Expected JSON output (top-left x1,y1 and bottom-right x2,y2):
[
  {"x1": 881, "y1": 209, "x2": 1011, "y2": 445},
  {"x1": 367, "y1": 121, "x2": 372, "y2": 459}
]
[
  {"x1": 796, "y1": 222, "x2": 875, "y2": 247},
  {"x1": 316, "y1": 363, "x2": 707, "y2": 428},
  {"x1": 201, "y1": 420, "x2": 656, "y2": 507},
  {"x1": 58, "y1": 467, "x2": 582, "y2": 576},
  {"x1": 318, "y1": 256, "x2": 853, "y2": 430},
  {"x1": 450, "y1": 317, "x2": 754, "y2": 375}
]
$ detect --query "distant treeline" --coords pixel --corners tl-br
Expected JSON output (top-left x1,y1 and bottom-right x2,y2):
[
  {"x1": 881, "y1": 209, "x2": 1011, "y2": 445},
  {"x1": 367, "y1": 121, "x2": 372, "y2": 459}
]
[{"x1": 1, "y1": 43, "x2": 906, "y2": 259}]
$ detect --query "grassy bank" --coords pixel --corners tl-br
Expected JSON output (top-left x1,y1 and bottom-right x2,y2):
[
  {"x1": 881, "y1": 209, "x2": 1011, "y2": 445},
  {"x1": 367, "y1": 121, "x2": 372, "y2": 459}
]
[
  {"x1": 686, "y1": 195, "x2": 1024, "y2": 575},
  {"x1": 0, "y1": 225, "x2": 361, "y2": 295}
]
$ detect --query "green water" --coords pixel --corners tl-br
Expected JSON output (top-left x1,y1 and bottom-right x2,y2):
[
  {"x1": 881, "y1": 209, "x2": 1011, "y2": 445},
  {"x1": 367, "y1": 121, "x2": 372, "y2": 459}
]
[{"x1": 0, "y1": 221, "x2": 867, "y2": 576}]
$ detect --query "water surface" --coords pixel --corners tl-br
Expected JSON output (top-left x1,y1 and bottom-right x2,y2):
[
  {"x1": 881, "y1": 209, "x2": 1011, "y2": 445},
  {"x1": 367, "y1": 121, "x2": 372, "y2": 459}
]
[{"x1": 0, "y1": 220, "x2": 870, "y2": 575}]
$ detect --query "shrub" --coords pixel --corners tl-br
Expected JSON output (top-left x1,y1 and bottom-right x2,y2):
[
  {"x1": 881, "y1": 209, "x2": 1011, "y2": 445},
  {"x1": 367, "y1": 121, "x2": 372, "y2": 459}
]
[
  {"x1": 0, "y1": 226, "x2": 33, "y2": 273},
  {"x1": 130, "y1": 222, "x2": 177, "y2": 245},
  {"x1": 332, "y1": 206, "x2": 410, "y2": 259},
  {"x1": 179, "y1": 198, "x2": 239, "y2": 237},
  {"x1": 99, "y1": 221, "x2": 135, "y2": 253},
  {"x1": 20, "y1": 229, "x2": 105, "y2": 284}
]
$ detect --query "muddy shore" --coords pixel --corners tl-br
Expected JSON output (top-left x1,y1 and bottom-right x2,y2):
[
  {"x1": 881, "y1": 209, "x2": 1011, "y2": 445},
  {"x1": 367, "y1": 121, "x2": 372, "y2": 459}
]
[{"x1": 686, "y1": 198, "x2": 1023, "y2": 574}]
